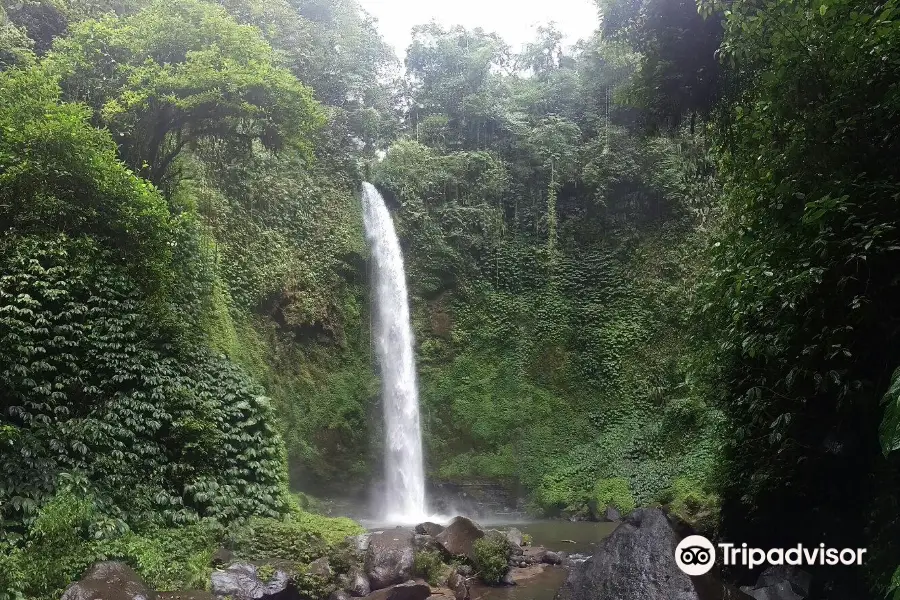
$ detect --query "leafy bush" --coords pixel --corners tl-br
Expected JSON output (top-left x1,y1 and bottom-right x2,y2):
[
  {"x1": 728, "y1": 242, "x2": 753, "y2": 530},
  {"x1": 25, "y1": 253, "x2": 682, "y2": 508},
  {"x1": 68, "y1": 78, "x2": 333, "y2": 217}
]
[
  {"x1": 230, "y1": 510, "x2": 362, "y2": 566},
  {"x1": 472, "y1": 537, "x2": 510, "y2": 585},
  {"x1": 8, "y1": 490, "x2": 100, "y2": 600},
  {"x1": 414, "y1": 550, "x2": 448, "y2": 587},
  {"x1": 96, "y1": 522, "x2": 221, "y2": 591},
  {"x1": 592, "y1": 478, "x2": 636, "y2": 515}
]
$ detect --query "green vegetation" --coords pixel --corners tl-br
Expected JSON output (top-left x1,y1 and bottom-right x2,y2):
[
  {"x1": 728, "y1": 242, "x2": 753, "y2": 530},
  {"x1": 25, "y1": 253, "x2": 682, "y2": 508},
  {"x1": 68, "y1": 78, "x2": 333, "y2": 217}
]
[
  {"x1": 2, "y1": 0, "x2": 900, "y2": 597},
  {"x1": 472, "y1": 537, "x2": 510, "y2": 585},
  {"x1": 414, "y1": 550, "x2": 449, "y2": 587},
  {"x1": 592, "y1": 478, "x2": 636, "y2": 516},
  {"x1": 657, "y1": 477, "x2": 719, "y2": 534}
]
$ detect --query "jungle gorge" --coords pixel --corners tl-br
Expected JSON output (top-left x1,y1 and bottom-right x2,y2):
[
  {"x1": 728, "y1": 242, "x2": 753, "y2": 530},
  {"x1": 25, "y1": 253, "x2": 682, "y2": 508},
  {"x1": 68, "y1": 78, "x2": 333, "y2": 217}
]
[{"x1": 1, "y1": 0, "x2": 899, "y2": 597}]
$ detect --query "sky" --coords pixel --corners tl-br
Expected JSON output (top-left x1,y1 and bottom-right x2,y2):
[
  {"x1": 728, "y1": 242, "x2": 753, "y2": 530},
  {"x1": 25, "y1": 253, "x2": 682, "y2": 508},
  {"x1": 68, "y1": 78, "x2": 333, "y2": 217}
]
[{"x1": 355, "y1": 0, "x2": 601, "y2": 60}]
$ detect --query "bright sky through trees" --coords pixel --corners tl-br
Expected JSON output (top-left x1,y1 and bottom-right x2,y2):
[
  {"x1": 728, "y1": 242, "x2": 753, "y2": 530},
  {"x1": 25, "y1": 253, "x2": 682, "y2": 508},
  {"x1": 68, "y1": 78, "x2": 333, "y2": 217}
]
[{"x1": 356, "y1": 0, "x2": 599, "y2": 58}]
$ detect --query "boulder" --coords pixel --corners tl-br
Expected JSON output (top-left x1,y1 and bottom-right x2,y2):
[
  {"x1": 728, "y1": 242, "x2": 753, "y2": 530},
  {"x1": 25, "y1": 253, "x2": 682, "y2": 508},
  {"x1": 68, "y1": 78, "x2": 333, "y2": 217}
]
[
  {"x1": 415, "y1": 522, "x2": 445, "y2": 537},
  {"x1": 500, "y1": 572, "x2": 516, "y2": 586},
  {"x1": 754, "y1": 566, "x2": 811, "y2": 597},
  {"x1": 603, "y1": 506, "x2": 622, "y2": 522},
  {"x1": 413, "y1": 535, "x2": 441, "y2": 554},
  {"x1": 446, "y1": 571, "x2": 469, "y2": 600},
  {"x1": 330, "y1": 593, "x2": 352, "y2": 600},
  {"x1": 504, "y1": 528, "x2": 524, "y2": 547},
  {"x1": 434, "y1": 517, "x2": 485, "y2": 561},
  {"x1": 349, "y1": 534, "x2": 373, "y2": 554},
  {"x1": 364, "y1": 582, "x2": 431, "y2": 600},
  {"x1": 522, "y1": 546, "x2": 545, "y2": 564},
  {"x1": 739, "y1": 582, "x2": 803, "y2": 600},
  {"x1": 365, "y1": 531, "x2": 416, "y2": 590},
  {"x1": 541, "y1": 551, "x2": 563, "y2": 565},
  {"x1": 62, "y1": 562, "x2": 156, "y2": 600},
  {"x1": 307, "y1": 558, "x2": 332, "y2": 579},
  {"x1": 556, "y1": 508, "x2": 753, "y2": 600},
  {"x1": 341, "y1": 567, "x2": 371, "y2": 597},
  {"x1": 210, "y1": 562, "x2": 297, "y2": 600}
]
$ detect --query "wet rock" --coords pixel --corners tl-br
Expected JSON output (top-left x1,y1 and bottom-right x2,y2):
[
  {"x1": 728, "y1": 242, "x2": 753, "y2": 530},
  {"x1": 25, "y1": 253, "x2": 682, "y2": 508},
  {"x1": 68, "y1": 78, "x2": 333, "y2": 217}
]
[
  {"x1": 505, "y1": 528, "x2": 524, "y2": 547},
  {"x1": 521, "y1": 546, "x2": 545, "y2": 564},
  {"x1": 365, "y1": 530, "x2": 416, "y2": 590},
  {"x1": 739, "y1": 582, "x2": 803, "y2": 600},
  {"x1": 434, "y1": 517, "x2": 485, "y2": 561},
  {"x1": 446, "y1": 571, "x2": 469, "y2": 600},
  {"x1": 349, "y1": 534, "x2": 373, "y2": 554},
  {"x1": 556, "y1": 508, "x2": 753, "y2": 600},
  {"x1": 415, "y1": 522, "x2": 445, "y2": 537},
  {"x1": 602, "y1": 506, "x2": 622, "y2": 522},
  {"x1": 330, "y1": 592, "x2": 352, "y2": 600},
  {"x1": 500, "y1": 572, "x2": 516, "y2": 586},
  {"x1": 413, "y1": 534, "x2": 442, "y2": 554},
  {"x1": 563, "y1": 553, "x2": 589, "y2": 568},
  {"x1": 541, "y1": 551, "x2": 563, "y2": 565},
  {"x1": 341, "y1": 567, "x2": 371, "y2": 597},
  {"x1": 211, "y1": 549, "x2": 234, "y2": 568},
  {"x1": 308, "y1": 558, "x2": 332, "y2": 578},
  {"x1": 157, "y1": 593, "x2": 214, "y2": 600},
  {"x1": 62, "y1": 562, "x2": 156, "y2": 600},
  {"x1": 754, "y1": 566, "x2": 811, "y2": 597},
  {"x1": 364, "y1": 582, "x2": 431, "y2": 600},
  {"x1": 210, "y1": 562, "x2": 297, "y2": 600}
]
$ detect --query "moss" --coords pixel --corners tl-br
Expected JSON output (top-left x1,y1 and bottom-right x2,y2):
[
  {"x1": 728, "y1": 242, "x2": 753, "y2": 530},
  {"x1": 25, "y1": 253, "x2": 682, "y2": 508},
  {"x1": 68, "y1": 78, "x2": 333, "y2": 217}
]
[{"x1": 658, "y1": 478, "x2": 720, "y2": 533}]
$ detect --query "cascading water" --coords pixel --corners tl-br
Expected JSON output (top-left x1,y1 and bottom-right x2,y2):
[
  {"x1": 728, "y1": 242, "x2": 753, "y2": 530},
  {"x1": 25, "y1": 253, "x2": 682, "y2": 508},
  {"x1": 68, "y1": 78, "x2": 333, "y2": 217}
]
[{"x1": 361, "y1": 182, "x2": 426, "y2": 523}]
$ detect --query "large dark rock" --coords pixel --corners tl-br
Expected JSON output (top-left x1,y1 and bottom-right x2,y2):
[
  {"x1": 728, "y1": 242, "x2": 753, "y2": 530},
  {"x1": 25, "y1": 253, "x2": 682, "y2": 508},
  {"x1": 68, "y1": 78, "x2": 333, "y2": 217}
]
[
  {"x1": 541, "y1": 551, "x2": 563, "y2": 565},
  {"x1": 364, "y1": 582, "x2": 431, "y2": 600},
  {"x1": 415, "y1": 522, "x2": 445, "y2": 537},
  {"x1": 210, "y1": 562, "x2": 297, "y2": 600},
  {"x1": 447, "y1": 570, "x2": 470, "y2": 600},
  {"x1": 62, "y1": 562, "x2": 156, "y2": 600},
  {"x1": 434, "y1": 517, "x2": 485, "y2": 561},
  {"x1": 556, "y1": 508, "x2": 752, "y2": 600},
  {"x1": 603, "y1": 506, "x2": 622, "y2": 522},
  {"x1": 349, "y1": 534, "x2": 373, "y2": 554},
  {"x1": 307, "y1": 558, "x2": 332, "y2": 578},
  {"x1": 754, "y1": 566, "x2": 811, "y2": 597},
  {"x1": 413, "y1": 535, "x2": 441, "y2": 555},
  {"x1": 365, "y1": 530, "x2": 416, "y2": 590},
  {"x1": 340, "y1": 567, "x2": 371, "y2": 597},
  {"x1": 739, "y1": 582, "x2": 803, "y2": 600}
]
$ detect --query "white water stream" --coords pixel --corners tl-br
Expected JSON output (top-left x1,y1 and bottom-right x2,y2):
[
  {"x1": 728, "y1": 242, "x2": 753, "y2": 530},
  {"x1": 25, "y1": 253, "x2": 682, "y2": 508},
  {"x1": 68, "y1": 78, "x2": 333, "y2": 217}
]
[{"x1": 361, "y1": 182, "x2": 427, "y2": 523}]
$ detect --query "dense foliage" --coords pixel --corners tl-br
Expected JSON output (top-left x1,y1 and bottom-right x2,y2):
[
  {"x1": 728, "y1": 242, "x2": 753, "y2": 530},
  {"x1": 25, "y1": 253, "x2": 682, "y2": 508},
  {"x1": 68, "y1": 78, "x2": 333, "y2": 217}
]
[{"x1": 4, "y1": 0, "x2": 900, "y2": 597}]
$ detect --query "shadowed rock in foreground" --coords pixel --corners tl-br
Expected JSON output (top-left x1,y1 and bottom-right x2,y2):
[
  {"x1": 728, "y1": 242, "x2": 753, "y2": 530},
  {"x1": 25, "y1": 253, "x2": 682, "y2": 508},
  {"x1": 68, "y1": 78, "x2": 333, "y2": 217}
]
[{"x1": 556, "y1": 508, "x2": 752, "y2": 600}]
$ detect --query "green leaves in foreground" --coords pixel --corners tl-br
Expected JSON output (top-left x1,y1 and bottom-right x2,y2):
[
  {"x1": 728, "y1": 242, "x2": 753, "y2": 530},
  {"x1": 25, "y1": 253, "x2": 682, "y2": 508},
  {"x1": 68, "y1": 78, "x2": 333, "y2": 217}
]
[{"x1": 880, "y1": 367, "x2": 900, "y2": 457}]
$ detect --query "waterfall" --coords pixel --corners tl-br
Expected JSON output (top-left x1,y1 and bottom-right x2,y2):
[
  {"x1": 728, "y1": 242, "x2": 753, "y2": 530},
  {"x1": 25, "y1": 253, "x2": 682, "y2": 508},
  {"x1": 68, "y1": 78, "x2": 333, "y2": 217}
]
[{"x1": 361, "y1": 182, "x2": 426, "y2": 523}]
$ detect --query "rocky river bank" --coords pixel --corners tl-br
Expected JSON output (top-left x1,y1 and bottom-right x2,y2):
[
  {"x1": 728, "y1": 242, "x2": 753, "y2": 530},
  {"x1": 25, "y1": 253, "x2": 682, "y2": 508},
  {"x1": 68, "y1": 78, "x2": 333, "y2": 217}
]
[{"x1": 60, "y1": 509, "x2": 814, "y2": 600}]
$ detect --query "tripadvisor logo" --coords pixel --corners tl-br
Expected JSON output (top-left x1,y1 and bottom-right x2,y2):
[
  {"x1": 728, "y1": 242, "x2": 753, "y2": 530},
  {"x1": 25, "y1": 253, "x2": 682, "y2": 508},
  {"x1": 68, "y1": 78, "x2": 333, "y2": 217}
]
[{"x1": 675, "y1": 536, "x2": 868, "y2": 576}]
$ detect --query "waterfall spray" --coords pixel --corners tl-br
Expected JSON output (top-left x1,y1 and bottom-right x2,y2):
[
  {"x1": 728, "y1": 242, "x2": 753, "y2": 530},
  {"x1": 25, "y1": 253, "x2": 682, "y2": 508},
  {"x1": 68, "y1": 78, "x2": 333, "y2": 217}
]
[{"x1": 361, "y1": 182, "x2": 426, "y2": 523}]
